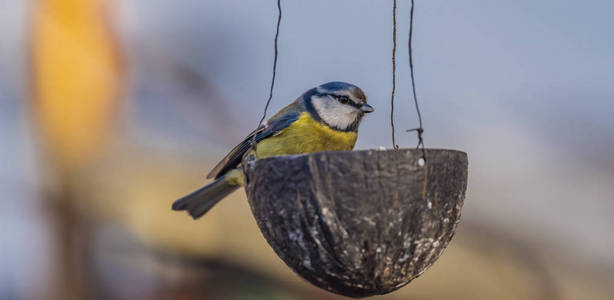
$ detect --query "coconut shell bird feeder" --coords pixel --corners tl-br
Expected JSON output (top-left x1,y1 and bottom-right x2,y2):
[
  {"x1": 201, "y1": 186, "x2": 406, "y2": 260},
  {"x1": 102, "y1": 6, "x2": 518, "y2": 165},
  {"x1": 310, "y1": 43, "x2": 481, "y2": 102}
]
[
  {"x1": 241, "y1": 0, "x2": 465, "y2": 298},
  {"x1": 244, "y1": 149, "x2": 467, "y2": 297}
]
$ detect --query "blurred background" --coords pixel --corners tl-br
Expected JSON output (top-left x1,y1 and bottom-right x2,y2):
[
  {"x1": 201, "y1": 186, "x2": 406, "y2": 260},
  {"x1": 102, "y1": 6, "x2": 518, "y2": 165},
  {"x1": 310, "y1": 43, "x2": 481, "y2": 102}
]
[{"x1": 1, "y1": 0, "x2": 613, "y2": 299}]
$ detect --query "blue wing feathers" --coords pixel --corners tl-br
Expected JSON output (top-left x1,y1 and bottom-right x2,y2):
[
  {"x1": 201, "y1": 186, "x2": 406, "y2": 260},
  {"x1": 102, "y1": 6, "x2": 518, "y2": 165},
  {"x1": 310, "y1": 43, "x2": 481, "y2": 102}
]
[{"x1": 206, "y1": 111, "x2": 300, "y2": 179}]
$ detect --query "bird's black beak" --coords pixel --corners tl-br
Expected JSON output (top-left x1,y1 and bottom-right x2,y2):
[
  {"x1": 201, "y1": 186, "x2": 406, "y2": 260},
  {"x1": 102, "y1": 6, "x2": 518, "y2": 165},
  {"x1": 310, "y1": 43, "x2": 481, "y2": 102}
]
[{"x1": 360, "y1": 103, "x2": 374, "y2": 113}]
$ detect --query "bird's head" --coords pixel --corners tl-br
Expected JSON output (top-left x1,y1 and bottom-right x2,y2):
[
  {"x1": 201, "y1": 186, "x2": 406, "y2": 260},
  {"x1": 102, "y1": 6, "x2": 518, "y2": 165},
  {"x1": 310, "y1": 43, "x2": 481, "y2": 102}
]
[{"x1": 306, "y1": 81, "x2": 374, "y2": 132}]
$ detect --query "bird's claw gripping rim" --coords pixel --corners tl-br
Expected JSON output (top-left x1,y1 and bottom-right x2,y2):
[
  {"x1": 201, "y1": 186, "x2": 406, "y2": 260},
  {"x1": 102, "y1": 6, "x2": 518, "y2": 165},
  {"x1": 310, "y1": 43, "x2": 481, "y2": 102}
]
[{"x1": 241, "y1": 151, "x2": 258, "y2": 185}]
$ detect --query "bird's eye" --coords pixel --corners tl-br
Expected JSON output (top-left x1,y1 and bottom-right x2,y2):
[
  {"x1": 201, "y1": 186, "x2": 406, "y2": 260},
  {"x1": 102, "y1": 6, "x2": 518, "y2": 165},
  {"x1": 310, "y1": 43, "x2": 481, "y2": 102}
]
[{"x1": 337, "y1": 96, "x2": 350, "y2": 104}]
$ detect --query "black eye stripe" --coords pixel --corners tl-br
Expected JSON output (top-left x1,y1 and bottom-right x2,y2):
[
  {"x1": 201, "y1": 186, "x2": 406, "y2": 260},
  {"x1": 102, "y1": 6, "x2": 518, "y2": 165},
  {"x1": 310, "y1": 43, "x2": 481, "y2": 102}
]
[{"x1": 332, "y1": 95, "x2": 362, "y2": 108}]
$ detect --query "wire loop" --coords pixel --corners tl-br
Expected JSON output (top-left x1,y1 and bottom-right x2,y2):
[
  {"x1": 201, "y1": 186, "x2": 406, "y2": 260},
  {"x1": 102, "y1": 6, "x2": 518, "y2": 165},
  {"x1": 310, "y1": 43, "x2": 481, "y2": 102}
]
[{"x1": 406, "y1": 0, "x2": 426, "y2": 162}]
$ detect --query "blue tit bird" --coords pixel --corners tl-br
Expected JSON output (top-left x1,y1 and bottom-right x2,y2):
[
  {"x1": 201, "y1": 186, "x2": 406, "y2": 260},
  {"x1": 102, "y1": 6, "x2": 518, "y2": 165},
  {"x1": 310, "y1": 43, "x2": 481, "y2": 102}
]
[{"x1": 172, "y1": 81, "x2": 374, "y2": 219}]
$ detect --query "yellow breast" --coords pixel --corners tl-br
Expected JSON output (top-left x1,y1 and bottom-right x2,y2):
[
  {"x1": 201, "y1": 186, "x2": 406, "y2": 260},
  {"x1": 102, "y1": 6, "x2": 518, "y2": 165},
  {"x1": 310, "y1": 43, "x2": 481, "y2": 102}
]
[{"x1": 256, "y1": 112, "x2": 358, "y2": 158}]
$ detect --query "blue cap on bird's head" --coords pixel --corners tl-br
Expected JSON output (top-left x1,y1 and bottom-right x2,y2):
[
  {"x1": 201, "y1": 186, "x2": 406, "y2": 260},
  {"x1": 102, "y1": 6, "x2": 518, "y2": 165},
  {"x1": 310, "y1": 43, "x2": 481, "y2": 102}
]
[
  {"x1": 318, "y1": 82, "x2": 366, "y2": 100},
  {"x1": 319, "y1": 81, "x2": 355, "y2": 91}
]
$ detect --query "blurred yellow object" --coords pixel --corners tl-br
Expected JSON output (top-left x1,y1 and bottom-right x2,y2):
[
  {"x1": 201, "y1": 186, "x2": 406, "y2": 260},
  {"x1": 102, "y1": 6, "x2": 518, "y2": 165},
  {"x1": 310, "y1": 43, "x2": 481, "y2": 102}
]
[{"x1": 30, "y1": 0, "x2": 123, "y2": 172}]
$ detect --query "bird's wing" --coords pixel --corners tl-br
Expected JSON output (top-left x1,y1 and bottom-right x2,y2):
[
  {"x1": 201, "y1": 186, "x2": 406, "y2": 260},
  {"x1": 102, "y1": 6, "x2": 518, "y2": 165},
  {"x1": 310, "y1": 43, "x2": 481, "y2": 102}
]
[{"x1": 206, "y1": 111, "x2": 301, "y2": 179}]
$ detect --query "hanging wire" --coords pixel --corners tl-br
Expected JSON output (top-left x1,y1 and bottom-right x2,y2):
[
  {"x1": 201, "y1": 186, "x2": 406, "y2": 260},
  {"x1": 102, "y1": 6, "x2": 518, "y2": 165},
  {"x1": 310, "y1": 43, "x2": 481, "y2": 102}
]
[
  {"x1": 390, "y1": 0, "x2": 399, "y2": 149},
  {"x1": 405, "y1": 0, "x2": 427, "y2": 162},
  {"x1": 250, "y1": 0, "x2": 282, "y2": 155}
]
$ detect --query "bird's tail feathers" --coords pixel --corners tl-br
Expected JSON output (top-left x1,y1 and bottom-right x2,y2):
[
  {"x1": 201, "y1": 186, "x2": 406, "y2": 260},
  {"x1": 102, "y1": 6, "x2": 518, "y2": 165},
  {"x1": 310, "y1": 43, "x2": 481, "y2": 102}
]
[{"x1": 172, "y1": 174, "x2": 240, "y2": 219}]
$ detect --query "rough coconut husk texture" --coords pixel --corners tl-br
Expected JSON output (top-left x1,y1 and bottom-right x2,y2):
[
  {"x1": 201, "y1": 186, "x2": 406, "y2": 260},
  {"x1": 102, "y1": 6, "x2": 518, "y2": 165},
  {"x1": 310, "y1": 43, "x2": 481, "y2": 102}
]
[{"x1": 245, "y1": 148, "x2": 468, "y2": 297}]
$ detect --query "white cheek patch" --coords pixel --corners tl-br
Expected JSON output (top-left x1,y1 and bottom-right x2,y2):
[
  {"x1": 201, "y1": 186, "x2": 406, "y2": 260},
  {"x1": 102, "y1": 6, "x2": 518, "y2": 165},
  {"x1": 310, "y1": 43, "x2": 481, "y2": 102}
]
[{"x1": 312, "y1": 96, "x2": 360, "y2": 130}]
